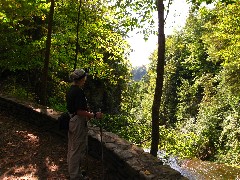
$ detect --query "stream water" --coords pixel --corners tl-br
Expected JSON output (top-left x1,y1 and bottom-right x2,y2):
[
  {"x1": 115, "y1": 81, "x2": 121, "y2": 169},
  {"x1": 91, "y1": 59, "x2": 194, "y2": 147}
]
[
  {"x1": 144, "y1": 149, "x2": 240, "y2": 179},
  {"x1": 157, "y1": 151, "x2": 240, "y2": 180}
]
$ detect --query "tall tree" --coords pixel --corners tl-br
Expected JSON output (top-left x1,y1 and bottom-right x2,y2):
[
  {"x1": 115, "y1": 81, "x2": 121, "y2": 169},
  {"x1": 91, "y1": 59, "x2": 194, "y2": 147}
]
[
  {"x1": 150, "y1": 0, "x2": 165, "y2": 157},
  {"x1": 40, "y1": 0, "x2": 55, "y2": 105}
]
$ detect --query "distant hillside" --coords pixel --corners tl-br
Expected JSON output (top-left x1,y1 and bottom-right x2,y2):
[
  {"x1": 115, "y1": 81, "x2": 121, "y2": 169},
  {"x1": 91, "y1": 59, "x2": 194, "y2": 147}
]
[{"x1": 132, "y1": 65, "x2": 147, "y2": 81}]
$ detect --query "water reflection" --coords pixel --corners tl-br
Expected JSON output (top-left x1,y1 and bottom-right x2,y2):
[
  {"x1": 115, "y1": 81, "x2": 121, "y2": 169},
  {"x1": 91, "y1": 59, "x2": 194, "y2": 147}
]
[
  {"x1": 157, "y1": 150, "x2": 240, "y2": 180},
  {"x1": 178, "y1": 158, "x2": 240, "y2": 180}
]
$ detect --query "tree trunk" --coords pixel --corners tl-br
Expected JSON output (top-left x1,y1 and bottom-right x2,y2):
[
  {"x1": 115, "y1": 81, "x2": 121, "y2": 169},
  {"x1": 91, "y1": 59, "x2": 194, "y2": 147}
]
[
  {"x1": 150, "y1": 0, "x2": 165, "y2": 157},
  {"x1": 74, "y1": 0, "x2": 82, "y2": 70},
  {"x1": 40, "y1": 0, "x2": 55, "y2": 105}
]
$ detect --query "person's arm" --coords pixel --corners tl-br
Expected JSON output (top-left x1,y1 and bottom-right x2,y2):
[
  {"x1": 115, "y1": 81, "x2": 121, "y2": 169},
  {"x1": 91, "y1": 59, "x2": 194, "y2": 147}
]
[
  {"x1": 76, "y1": 109, "x2": 94, "y2": 119},
  {"x1": 76, "y1": 109, "x2": 103, "y2": 119}
]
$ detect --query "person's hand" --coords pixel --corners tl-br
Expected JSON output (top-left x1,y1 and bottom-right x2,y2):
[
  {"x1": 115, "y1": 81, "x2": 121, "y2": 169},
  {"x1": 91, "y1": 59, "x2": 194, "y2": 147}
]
[{"x1": 95, "y1": 112, "x2": 103, "y2": 119}]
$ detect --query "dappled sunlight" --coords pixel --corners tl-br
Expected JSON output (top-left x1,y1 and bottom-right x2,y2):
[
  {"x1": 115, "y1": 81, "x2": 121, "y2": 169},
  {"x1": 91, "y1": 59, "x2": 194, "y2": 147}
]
[
  {"x1": 27, "y1": 133, "x2": 39, "y2": 144},
  {"x1": 16, "y1": 131, "x2": 39, "y2": 145},
  {"x1": 32, "y1": 107, "x2": 54, "y2": 115},
  {"x1": 32, "y1": 108, "x2": 41, "y2": 113},
  {"x1": 1, "y1": 164, "x2": 38, "y2": 180},
  {"x1": 0, "y1": 110, "x2": 101, "y2": 179},
  {"x1": 45, "y1": 157, "x2": 59, "y2": 172}
]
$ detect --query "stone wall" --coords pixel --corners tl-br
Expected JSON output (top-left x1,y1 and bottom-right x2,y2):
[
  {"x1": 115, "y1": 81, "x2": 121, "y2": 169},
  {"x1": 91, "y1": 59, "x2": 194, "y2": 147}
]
[{"x1": 0, "y1": 95, "x2": 186, "y2": 180}]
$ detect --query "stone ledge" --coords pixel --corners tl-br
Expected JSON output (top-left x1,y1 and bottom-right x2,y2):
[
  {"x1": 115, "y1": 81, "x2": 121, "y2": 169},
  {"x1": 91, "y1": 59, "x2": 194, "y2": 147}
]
[{"x1": 0, "y1": 94, "x2": 186, "y2": 179}]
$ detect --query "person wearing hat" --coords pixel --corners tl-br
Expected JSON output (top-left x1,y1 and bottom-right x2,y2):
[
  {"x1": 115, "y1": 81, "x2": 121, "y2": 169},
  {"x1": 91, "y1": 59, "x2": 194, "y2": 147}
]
[{"x1": 66, "y1": 69, "x2": 103, "y2": 180}]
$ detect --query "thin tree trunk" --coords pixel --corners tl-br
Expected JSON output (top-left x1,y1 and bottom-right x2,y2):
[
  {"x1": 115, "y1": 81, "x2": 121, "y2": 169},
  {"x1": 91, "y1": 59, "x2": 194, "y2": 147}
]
[
  {"x1": 40, "y1": 0, "x2": 55, "y2": 105},
  {"x1": 150, "y1": 0, "x2": 165, "y2": 157},
  {"x1": 74, "y1": 0, "x2": 82, "y2": 70}
]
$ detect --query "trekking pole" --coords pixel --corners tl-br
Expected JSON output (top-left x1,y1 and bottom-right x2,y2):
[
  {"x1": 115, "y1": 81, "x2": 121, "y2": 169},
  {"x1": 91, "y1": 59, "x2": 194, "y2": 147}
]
[{"x1": 99, "y1": 108, "x2": 105, "y2": 179}]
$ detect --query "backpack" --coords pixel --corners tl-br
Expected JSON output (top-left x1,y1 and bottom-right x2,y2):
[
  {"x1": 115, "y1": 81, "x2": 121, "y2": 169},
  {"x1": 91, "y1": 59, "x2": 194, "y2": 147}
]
[{"x1": 58, "y1": 112, "x2": 70, "y2": 130}]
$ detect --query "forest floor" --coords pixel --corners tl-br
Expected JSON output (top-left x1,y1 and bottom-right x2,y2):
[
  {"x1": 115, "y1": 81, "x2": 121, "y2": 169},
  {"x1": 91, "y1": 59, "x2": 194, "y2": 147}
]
[{"x1": 0, "y1": 110, "x2": 103, "y2": 180}]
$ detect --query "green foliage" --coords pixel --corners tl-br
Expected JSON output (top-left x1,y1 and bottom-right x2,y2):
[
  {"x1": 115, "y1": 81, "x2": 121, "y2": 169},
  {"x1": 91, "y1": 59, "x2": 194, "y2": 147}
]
[
  {"x1": 1, "y1": 77, "x2": 35, "y2": 101},
  {"x1": 0, "y1": 0, "x2": 134, "y2": 113},
  {"x1": 202, "y1": 3, "x2": 240, "y2": 97},
  {"x1": 48, "y1": 79, "x2": 69, "y2": 112},
  {"x1": 113, "y1": 0, "x2": 157, "y2": 39},
  {"x1": 156, "y1": 2, "x2": 240, "y2": 165},
  {"x1": 93, "y1": 113, "x2": 151, "y2": 147},
  {"x1": 119, "y1": 79, "x2": 153, "y2": 147},
  {"x1": 0, "y1": 0, "x2": 47, "y2": 71},
  {"x1": 159, "y1": 125, "x2": 204, "y2": 158},
  {"x1": 116, "y1": 1, "x2": 240, "y2": 166},
  {"x1": 218, "y1": 112, "x2": 240, "y2": 164}
]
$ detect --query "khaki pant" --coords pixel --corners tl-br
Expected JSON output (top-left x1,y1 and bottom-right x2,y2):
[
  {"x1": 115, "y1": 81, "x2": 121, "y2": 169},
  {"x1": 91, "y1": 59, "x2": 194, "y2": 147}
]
[{"x1": 67, "y1": 115, "x2": 88, "y2": 180}]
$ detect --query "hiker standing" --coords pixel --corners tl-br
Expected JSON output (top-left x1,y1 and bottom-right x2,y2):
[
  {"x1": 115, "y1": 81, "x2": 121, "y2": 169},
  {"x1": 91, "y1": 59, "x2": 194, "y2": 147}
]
[{"x1": 66, "y1": 68, "x2": 103, "y2": 180}]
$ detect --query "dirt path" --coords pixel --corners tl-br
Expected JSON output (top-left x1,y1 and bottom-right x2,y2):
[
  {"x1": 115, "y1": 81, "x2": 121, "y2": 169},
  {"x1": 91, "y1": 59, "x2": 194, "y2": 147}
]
[{"x1": 0, "y1": 111, "x2": 103, "y2": 180}]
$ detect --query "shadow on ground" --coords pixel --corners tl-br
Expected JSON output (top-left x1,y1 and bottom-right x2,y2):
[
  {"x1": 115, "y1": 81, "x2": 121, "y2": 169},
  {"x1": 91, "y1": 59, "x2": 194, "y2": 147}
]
[{"x1": 0, "y1": 111, "x2": 102, "y2": 180}]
